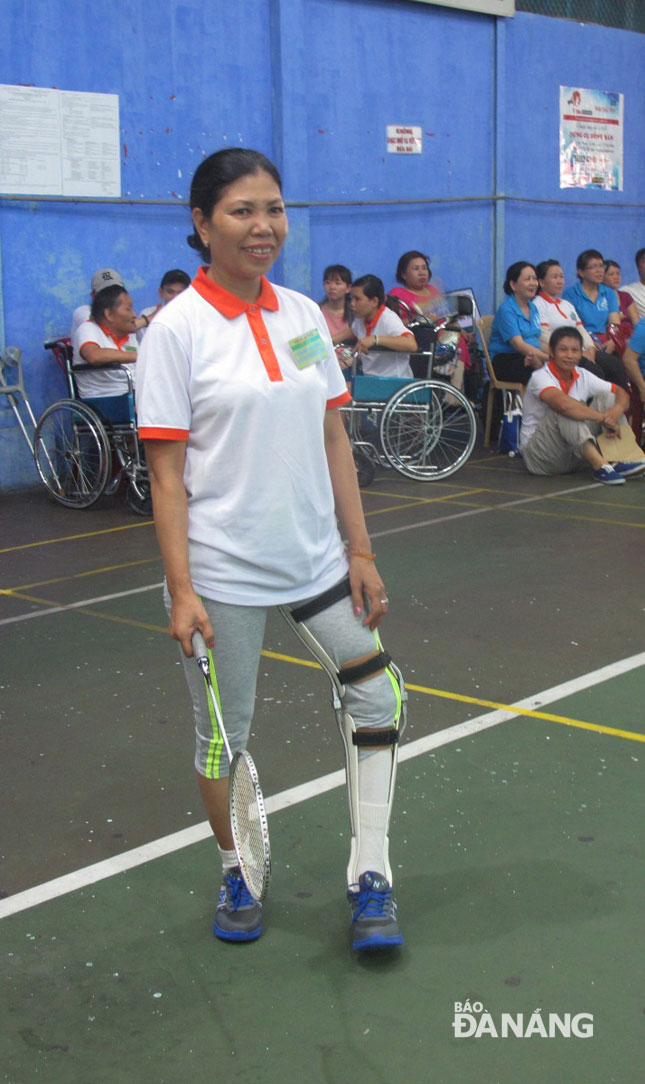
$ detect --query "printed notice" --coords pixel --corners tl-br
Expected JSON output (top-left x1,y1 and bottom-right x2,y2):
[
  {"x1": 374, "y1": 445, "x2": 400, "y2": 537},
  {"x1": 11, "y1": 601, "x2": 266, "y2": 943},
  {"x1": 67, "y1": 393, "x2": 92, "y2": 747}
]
[
  {"x1": 560, "y1": 86, "x2": 623, "y2": 191},
  {"x1": 386, "y1": 126, "x2": 422, "y2": 155},
  {"x1": 0, "y1": 84, "x2": 120, "y2": 197}
]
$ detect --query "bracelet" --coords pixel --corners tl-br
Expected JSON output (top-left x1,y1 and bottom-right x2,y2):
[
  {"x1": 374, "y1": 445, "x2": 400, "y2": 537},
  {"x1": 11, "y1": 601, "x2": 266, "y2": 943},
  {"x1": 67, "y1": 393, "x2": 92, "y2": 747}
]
[
  {"x1": 373, "y1": 335, "x2": 379, "y2": 348},
  {"x1": 141, "y1": 313, "x2": 149, "y2": 327},
  {"x1": 346, "y1": 548, "x2": 376, "y2": 561}
]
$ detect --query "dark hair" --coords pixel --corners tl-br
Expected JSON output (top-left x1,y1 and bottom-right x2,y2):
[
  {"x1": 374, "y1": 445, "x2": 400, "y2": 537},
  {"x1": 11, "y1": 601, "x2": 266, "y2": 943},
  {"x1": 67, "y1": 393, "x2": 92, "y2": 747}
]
[
  {"x1": 576, "y1": 249, "x2": 603, "y2": 272},
  {"x1": 503, "y1": 261, "x2": 536, "y2": 295},
  {"x1": 396, "y1": 250, "x2": 431, "y2": 284},
  {"x1": 160, "y1": 268, "x2": 191, "y2": 289},
  {"x1": 635, "y1": 248, "x2": 645, "y2": 266},
  {"x1": 352, "y1": 274, "x2": 385, "y2": 305},
  {"x1": 91, "y1": 284, "x2": 128, "y2": 323},
  {"x1": 535, "y1": 259, "x2": 561, "y2": 283},
  {"x1": 323, "y1": 264, "x2": 352, "y2": 286},
  {"x1": 549, "y1": 325, "x2": 583, "y2": 352},
  {"x1": 187, "y1": 148, "x2": 283, "y2": 261},
  {"x1": 603, "y1": 259, "x2": 620, "y2": 273}
]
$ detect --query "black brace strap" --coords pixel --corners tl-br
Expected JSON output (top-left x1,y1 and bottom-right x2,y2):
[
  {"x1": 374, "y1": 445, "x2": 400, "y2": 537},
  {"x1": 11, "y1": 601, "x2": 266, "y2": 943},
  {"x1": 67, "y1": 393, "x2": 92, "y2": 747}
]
[
  {"x1": 290, "y1": 575, "x2": 352, "y2": 623},
  {"x1": 338, "y1": 651, "x2": 391, "y2": 686},
  {"x1": 352, "y1": 728, "x2": 399, "y2": 747}
]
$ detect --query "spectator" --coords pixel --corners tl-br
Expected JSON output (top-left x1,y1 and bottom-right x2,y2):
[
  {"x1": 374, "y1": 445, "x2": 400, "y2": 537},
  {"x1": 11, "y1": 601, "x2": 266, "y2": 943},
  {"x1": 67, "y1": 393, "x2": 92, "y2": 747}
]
[
  {"x1": 71, "y1": 268, "x2": 124, "y2": 339},
  {"x1": 562, "y1": 249, "x2": 621, "y2": 350},
  {"x1": 72, "y1": 284, "x2": 139, "y2": 422},
  {"x1": 520, "y1": 326, "x2": 640, "y2": 485},
  {"x1": 388, "y1": 250, "x2": 446, "y2": 322},
  {"x1": 138, "y1": 269, "x2": 191, "y2": 339},
  {"x1": 623, "y1": 247, "x2": 645, "y2": 320},
  {"x1": 319, "y1": 264, "x2": 355, "y2": 346},
  {"x1": 350, "y1": 274, "x2": 417, "y2": 378},
  {"x1": 488, "y1": 261, "x2": 548, "y2": 385}
]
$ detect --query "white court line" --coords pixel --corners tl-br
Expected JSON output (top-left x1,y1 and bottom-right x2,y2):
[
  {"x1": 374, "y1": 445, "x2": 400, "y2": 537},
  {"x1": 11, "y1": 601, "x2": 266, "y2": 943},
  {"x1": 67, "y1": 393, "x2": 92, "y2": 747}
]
[
  {"x1": 0, "y1": 480, "x2": 597, "y2": 628},
  {"x1": 2, "y1": 648, "x2": 643, "y2": 921},
  {"x1": 0, "y1": 583, "x2": 164, "y2": 627}
]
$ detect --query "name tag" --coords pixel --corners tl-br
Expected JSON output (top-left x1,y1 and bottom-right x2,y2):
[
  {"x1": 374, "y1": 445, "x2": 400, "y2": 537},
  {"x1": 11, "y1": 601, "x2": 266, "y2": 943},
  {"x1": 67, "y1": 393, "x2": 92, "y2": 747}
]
[{"x1": 288, "y1": 328, "x2": 328, "y2": 370}]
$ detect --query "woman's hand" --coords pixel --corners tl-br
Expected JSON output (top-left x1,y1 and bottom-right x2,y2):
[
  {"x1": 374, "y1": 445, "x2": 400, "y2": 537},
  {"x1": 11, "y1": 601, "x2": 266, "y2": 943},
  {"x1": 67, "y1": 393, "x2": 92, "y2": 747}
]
[
  {"x1": 356, "y1": 335, "x2": 375, "y2": 355},
  {"x1": 169, "y1": 588, "x2": 215, "y2": 657},
  {"x1": 348, "y1": 555, "x2": 389, "y2": 630}
]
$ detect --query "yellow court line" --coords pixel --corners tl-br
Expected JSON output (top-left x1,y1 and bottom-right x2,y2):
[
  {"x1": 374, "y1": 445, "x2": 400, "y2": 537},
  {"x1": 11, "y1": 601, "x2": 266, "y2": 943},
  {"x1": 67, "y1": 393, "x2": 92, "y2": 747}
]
[
  {"x1": 6, "y1": 589, "x2": 643, "y2": 744},
  {"x1": 365, "y1": 489, "x2": 486, "y2": 516},
  {"x1": 0, "y1": 518, "x2": 154, "y2": 555},
  {"x1": 0, "y1": 557, "x2": 162, "y2": 595},
  {"x1": 506, "y1": 506, "x2": 645, "y2": 529}
]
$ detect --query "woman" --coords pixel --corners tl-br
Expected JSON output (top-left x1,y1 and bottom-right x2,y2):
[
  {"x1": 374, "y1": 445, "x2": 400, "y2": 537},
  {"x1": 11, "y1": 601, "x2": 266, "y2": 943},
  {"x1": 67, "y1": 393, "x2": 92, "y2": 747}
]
[
  {"x1": 488, "y1": 261, "x2": 548, "y2": 384},
  {"x1": 562, "y1": 249, "x2": 622, "y2": 350},
  {"x1": 136, "y1": 149, "x2": 405, "y2": 952},
  {"x1": 319, "y1": 263, "x2": 355, "y2": 346},
  {"x1": 72, "y1": 283, "x2": 139, "y2": 422},
  {"x1": 535, "y1": 259, "x2": 627, "y2": 388},
  {"x1": 602, "y1": 260, "x2": 640, "y2": 359},
  {"x1": 350, "y1": 273, "x2": 417, "y2": 378},
  {"x1": 388, "y1": 250, "x2": 446, "y2": 321}
]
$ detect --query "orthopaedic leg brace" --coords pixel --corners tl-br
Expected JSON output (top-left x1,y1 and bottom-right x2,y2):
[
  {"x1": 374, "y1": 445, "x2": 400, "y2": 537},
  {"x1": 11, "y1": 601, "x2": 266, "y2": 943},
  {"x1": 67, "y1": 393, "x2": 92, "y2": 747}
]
[{"x1": 279, "y1": 578, "x2": 406, "y2": 885}]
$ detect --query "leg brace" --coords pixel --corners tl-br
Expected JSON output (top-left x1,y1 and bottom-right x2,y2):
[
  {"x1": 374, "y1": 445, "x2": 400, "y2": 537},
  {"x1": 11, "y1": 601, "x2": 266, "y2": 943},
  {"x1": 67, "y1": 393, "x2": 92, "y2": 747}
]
[{"x1": 279, "y1": 577, "x2": 406, "y2": 884}]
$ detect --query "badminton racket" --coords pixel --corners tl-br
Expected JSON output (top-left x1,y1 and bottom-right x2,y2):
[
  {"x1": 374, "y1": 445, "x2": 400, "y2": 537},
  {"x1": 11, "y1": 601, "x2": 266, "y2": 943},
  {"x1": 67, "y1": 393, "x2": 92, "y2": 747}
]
[{"x1": 191, "y1": 630, "x2": 271, "y2": 902}]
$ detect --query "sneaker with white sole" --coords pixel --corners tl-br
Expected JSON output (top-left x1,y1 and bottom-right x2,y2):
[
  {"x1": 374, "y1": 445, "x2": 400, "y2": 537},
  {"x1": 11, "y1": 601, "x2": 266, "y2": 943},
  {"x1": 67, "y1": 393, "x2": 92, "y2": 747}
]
[
  {"x1": 593, "y1": 465, "x2": 625, "y2": 485},
  {"x1": 213, "y1": 866, "x2": 263, "y2": 942},
  {"x1": 347, "y1": 871, "x2": 404, "y2": 951},
  {"x1": 611, "y1": 460, "x2": 645, "y2": 478}
]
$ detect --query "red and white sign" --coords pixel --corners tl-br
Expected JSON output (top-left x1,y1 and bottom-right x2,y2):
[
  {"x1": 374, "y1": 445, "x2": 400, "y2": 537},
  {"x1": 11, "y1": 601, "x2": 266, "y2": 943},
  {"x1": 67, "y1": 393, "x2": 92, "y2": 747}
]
[{"x1": 386, "y1": 126, "x2": 422, "y2": 155}]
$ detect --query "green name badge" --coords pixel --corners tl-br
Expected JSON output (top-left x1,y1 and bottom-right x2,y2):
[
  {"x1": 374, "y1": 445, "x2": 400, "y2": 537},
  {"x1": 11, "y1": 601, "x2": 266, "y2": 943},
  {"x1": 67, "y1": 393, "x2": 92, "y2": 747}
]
[{"x1": 288, "y1": 328, "x2": 328, "y2": 370}]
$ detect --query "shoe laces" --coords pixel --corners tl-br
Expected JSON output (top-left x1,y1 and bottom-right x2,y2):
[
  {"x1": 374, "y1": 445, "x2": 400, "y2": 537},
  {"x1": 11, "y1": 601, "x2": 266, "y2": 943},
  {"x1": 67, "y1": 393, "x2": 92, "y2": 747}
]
[
  {"x1": 224, "y1": 868, "x2": 254, "y2": 910},
  {"x1": 353, "y1": 881, "x2": 393, "y2": 919}
]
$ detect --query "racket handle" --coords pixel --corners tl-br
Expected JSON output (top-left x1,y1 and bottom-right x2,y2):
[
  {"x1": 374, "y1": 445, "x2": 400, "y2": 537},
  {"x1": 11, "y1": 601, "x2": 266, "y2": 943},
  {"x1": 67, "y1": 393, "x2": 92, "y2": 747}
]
[{"x1": 191, "y1": 630, "x2": 210, "y2": 673}]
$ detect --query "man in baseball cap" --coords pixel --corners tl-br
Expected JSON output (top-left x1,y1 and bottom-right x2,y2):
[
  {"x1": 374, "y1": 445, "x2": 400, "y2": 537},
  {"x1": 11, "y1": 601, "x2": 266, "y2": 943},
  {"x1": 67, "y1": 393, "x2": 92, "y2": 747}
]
[{"x1": 71, "y1": 268, "x2": 129, "y2": 338}]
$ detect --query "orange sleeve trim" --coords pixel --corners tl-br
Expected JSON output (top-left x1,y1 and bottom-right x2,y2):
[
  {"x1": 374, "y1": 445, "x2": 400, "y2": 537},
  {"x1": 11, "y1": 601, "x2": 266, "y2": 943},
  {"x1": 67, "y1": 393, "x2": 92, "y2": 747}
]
[
  {"x1": 401, "y1": 331, "x2": 415, "y2": 338},
  {"x1": 246, "y1": 308, "x2": 283, "y2": 382},
  {"x1": 326, "y1": 390, "x2": 352, "y2": 410},
  {"x1": 138, "y1": 427, "x2": 189, "y2": 441}
]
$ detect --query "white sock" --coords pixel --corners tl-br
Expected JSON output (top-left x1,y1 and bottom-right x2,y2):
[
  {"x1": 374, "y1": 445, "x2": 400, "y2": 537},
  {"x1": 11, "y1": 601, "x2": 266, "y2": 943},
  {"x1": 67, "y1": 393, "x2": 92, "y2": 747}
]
[
  {"x1": 218, "y1": 846, "x2": 238, "y2": 873},
  {"x1": 356, "y1": 748, "x2": 392, "y2": 880}
]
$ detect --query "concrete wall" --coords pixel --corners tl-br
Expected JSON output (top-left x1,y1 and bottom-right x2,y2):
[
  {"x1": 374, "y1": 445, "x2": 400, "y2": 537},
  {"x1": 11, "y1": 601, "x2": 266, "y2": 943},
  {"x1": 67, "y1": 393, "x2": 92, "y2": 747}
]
[{"x1": 1, "y1": 0, "x2": 643, "y2": 489}]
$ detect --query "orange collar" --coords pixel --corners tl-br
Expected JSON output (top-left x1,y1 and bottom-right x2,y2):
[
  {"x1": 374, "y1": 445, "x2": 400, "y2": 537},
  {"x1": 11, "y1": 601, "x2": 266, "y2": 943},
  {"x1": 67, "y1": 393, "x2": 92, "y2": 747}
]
[
  {"x1": 548, "y1": 359, "x2": 579, "y2": 394},
  {"x1": 98, "y1": 323, "x2": 130, "y2": 349},
  {"x1": 538, "y1": 291, "x2": 572, "y2": 321},
  {"x1": 364, "y1": 304, "x2": 386, "y2": 337},
  {"x1": 191, "y1": 266, "x2": 278, "y2": 319}
]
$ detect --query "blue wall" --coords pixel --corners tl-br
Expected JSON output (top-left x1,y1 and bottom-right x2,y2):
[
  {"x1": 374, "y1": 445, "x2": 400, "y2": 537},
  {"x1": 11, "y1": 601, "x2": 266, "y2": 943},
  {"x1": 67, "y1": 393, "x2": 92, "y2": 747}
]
[{"x1": 1, "y1": 0, "x2": 644, "y2": 489}]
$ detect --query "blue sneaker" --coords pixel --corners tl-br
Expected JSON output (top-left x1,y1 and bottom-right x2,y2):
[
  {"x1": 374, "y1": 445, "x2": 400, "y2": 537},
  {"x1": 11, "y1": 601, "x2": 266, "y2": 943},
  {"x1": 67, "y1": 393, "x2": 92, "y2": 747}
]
[
  {"x1": 347, "y1": 871, "x2": 404, "y2": 951},
  {"x1": 592, "y1": 465, "x2": 625, "y2": 485},
  {"x1": 611, "y1": 460, "x2": 645, "y2": 478},
  {"x1": 213, "y1": 866, "x2": 263, "y2": 942}
]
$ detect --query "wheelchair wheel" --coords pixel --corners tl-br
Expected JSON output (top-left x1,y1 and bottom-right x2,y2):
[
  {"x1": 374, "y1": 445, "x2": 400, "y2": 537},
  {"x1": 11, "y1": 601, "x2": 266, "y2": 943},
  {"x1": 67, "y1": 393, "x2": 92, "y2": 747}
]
[
  {"x1": 379, "y1": 380, "x2": 476, "y2": 480},
  {"x1": 34, "y1": 399, "x2": 111, "y2": 508}
]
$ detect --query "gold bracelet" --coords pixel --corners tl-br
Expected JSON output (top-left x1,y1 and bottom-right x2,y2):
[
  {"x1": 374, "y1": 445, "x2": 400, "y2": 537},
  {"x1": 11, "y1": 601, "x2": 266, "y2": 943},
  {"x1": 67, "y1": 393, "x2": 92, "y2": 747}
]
[{"x1": 347, "y1": 548, "x2": 376, "y2": 561}]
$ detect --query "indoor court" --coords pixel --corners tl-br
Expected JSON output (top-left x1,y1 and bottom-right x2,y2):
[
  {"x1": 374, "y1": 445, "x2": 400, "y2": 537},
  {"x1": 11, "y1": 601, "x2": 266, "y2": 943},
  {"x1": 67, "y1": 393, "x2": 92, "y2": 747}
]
[{"x1": 2, "y1": 447, "x2": 644, "y2": 1084}]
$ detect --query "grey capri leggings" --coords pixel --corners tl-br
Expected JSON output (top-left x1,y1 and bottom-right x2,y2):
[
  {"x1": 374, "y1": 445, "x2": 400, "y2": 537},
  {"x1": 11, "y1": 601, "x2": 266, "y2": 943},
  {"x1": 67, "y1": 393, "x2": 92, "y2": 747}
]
[{"x1": 166, "y1": 580, "x2": 402, "y2": 779}]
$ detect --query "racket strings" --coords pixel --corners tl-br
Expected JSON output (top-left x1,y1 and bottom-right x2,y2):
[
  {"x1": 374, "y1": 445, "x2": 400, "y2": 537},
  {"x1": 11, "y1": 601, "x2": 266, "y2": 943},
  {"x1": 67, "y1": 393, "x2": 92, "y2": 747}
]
[{"x1": 230, "y1": 753, "x2": 269, "y2": 900}]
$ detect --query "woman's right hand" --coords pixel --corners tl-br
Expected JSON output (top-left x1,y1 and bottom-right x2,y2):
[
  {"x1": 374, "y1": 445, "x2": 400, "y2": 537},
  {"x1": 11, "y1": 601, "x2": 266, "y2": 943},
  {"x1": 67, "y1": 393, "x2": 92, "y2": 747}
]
[{"x1": 169, "y1": 588, "x2": 215, "y2": 657}]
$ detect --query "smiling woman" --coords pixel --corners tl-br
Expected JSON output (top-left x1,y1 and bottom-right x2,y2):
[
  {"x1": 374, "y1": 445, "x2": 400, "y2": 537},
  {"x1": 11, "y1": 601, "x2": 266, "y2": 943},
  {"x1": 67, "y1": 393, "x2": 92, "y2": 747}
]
[{"x1": 135, "y1": 148, "x2": 407, "y2": 953}]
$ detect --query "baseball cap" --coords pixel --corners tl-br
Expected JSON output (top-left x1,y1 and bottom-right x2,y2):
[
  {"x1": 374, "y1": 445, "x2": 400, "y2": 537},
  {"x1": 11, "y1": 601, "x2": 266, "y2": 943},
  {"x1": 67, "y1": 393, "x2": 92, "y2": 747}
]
[{"x1": 91, "y1": 268, "x2": 125, "y2": 294}]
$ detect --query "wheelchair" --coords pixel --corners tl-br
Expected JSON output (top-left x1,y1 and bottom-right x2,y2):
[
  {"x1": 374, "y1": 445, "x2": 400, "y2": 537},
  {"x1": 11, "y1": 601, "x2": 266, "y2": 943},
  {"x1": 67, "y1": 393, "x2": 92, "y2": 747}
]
[
  {"x1": 343, "y1": 298, "x2": 478, "y2": 486},
  {"x1": 34, "y1": 339, "x2": 151, "y2": 514}
]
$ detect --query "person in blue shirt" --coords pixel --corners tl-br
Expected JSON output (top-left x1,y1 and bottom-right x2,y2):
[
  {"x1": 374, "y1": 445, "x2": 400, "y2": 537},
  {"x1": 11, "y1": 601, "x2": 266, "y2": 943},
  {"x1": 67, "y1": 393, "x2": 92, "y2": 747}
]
[
  {"x1": 623, "y1": 315, "x2": 645, "y2": 406},
  {"x1": 562, "y1": 249, "x2": 622, "y2": 340},
  {"x1": 488, "y1": 261, "x2": 548, "y2": 385}
]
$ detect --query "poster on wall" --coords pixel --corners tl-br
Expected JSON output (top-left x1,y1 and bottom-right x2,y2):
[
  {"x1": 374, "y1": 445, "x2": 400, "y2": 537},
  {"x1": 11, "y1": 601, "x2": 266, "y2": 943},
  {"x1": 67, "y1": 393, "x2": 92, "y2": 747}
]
[
  {"x1": 386, "y1": 126, "x2": 422, "y2": 154},
  {"x1": 0, "y1": 84, "x2": 121, "y2": 197},
  {"x1": 559, "y1": 86, "x2": 623, "y2": 191}
]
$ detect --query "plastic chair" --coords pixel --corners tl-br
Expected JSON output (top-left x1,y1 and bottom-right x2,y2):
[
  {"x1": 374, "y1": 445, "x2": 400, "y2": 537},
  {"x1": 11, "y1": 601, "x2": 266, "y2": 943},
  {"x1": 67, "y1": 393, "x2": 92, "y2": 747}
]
[{"x1": 476, "y1": 315, "x2": 525, "y2": 447}]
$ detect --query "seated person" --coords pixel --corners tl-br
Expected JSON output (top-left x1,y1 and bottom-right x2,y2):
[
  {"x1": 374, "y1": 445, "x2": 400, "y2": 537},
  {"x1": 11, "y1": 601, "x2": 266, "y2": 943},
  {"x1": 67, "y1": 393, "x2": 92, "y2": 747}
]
[
  {"x1": 535, "y1": 259, "x2": 627, "y2": 389},
  {"x1": 71, "y1": 268, "x2": 147, "y2": 340},
  {"x1": 562, "y1": 249, "x2": 622, "y2": 353},
  {"x1": 622, "y1": 315, "x2": 645, "y2": 406},
  {"x1": 520, "y1": 326, "x2": 640, "y2": 485},
  {"x1": 319, "y1": 264, "x2": 355, "y2": 345},
  {"x1": 602, "y1": 260, "x2": 640, "y2": 356},
  {"x1": 488, "y1": 261, "x2": 548, "y2": 384},
  {"x1": 138, "y1": 268, "x2": 191, "y2": 340},
  {"x1": 623, "y1": 247, "x2": 645, "y2": 321},
  {"x1": 72, "y1": 284, "x2": 139, "y2": 422},
  {"x1": 350, "y1": 274, "x2": 417, "y2": 378},
  {"x1": 389, "y1": 250, "x2": 446, "y2": 322}
]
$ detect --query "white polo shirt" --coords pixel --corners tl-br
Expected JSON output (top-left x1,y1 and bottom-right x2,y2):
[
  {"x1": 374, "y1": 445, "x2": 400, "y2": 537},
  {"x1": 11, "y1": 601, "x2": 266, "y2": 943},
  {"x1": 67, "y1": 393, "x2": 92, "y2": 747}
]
[
  {"x1": 72, "y1": 320, "x2": 138, "y2": 398},
  {"x1": 624, "y1": 281, "x2": 645, "y2": 320},
  {"x1": 136, "y1": 269, "x2": 352, "y2": 606},
  {"x1": 521, "y1": 361, "x2": 615, "y2": 448},
  {"x1": 533, "y1": 293, "x2": 593, "y2": 353},
  {"x1": 352, "y1": 305, "x2": 414, "y2": 378}
]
